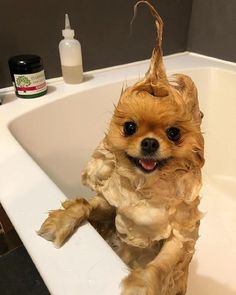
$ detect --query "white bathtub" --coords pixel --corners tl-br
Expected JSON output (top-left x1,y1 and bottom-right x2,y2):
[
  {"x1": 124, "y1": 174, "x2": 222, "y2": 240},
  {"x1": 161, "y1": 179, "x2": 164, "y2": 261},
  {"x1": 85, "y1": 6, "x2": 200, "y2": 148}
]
[{"x1": 0, "y1": 52, "x2": 236, "y2": 295}]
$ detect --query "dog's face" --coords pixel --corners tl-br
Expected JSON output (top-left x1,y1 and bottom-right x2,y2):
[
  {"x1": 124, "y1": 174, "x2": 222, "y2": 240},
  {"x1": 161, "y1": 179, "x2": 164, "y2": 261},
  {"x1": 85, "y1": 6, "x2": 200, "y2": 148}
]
[{"x1": 106, "y1": 76, "x2": 204, "y2": 174}]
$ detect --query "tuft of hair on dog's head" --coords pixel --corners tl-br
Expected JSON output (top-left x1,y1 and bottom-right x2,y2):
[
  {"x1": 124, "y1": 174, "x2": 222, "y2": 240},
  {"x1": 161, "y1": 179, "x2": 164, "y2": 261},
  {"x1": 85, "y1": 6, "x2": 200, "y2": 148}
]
[{"x1": 106, "y1": 1, "x2": 204, "y2": 173}]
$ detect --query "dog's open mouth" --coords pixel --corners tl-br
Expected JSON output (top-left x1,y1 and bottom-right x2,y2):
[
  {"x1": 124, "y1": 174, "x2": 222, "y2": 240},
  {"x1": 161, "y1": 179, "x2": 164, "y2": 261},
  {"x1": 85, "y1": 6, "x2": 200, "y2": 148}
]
[
  {"x1": 127, "y1": 155, "x2": 167, "y2": 173},
  {"x1": 138, "y1": 158, "x2": 157, "y2": 171}
]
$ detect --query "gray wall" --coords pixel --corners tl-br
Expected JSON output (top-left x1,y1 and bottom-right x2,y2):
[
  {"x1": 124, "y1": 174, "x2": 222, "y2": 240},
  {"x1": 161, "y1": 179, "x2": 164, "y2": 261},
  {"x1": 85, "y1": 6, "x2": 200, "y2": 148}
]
[
  {"x1": 0, "y1": 0, "x2": 192, "y2": 88},
  {"x1": 188, "y1": 0, "x2": 236, "y2": 62},
  {"x1": 1, "y1": 0, "x2": 236, "y2": 89}
]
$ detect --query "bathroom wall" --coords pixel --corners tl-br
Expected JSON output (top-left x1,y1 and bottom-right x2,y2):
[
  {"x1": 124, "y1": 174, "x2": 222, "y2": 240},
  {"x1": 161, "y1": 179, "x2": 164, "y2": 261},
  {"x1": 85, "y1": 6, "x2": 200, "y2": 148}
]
[
  {"x1": 0, "y1": 0, "x2": 192, "y2": 88},
  {"x1": 188, "y1": 0, "x2": 236, "y2": 62},
  {"x1": 1, "y1": 0, "x2": 235, "y2": 89}
]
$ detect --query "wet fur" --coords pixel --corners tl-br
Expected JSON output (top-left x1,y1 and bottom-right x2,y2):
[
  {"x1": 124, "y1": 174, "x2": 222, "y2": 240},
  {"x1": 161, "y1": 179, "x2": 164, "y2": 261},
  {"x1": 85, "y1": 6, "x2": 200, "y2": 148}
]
[{"x1": 38, "y1": 2, "x2": 204, "y2": 294}]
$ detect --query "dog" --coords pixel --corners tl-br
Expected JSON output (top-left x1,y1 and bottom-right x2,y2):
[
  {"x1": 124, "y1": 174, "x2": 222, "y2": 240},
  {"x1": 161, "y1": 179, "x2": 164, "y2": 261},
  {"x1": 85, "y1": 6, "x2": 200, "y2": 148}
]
[{"x1": 38, "y1": 2, "x2": 204, "y2": 294}]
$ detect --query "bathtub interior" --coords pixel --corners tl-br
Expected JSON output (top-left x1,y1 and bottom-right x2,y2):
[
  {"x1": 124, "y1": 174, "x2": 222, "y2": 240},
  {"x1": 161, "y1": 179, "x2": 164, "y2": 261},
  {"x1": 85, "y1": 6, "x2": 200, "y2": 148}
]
[
  {"x1": 8, "y1": 67, "x2": 236, "y2": 295},
  {"x1": 8, "y1": 68, "x2": 215, "y2": 197}
]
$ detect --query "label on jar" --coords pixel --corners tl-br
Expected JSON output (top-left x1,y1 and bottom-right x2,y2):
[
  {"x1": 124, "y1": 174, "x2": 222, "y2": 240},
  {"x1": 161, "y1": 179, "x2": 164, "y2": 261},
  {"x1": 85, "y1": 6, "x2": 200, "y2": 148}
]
[{"x1": 14, "y1": 70, "x2": 47, "y2": 96}]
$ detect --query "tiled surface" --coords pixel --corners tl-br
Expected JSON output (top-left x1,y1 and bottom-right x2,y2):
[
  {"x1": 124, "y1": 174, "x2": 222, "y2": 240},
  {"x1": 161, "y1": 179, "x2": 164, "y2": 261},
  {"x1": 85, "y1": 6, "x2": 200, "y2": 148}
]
[
  {"x1": 0, "y1": 227, "x2": 8, "y2": 255},
  {"x1": 0, "y1": 204, "x2": 22, "y2": 255},
  {"x1": 0, "y1": 208, "x2": 48, "y2": 295},
  {"x1": 0, "y1": 246, "x2": 50, "y2": 295}
]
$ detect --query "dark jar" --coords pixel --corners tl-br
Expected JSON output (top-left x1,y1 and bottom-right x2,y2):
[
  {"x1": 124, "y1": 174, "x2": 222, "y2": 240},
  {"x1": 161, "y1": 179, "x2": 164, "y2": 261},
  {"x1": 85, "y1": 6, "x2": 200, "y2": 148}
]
[{"x1": 8, "y1": 55, "x2": 47, "y2": 98}]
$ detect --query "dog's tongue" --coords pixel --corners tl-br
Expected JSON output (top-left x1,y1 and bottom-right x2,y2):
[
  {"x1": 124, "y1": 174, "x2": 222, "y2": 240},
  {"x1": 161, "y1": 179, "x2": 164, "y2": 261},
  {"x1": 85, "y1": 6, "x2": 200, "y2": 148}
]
[{"x1": 139, "y1": 159, "x2": 157, "y2": 171}]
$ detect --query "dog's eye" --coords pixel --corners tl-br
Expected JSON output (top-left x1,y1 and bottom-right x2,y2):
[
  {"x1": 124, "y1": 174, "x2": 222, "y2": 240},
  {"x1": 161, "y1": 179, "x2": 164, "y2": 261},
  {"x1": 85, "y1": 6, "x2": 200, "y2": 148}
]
[
  {"x1": 123, "y1": 121, "x2": 137, "y2": 136},
  {"x1": 166, "y1": 127, "x2": 181, "y2": 142}
]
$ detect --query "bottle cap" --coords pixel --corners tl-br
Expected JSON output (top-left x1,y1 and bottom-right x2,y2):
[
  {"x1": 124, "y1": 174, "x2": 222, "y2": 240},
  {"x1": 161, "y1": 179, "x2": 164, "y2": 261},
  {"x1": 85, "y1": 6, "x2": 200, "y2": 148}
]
[{"x1": 8, "y1": 55, "x2": 43, "y2": 73}]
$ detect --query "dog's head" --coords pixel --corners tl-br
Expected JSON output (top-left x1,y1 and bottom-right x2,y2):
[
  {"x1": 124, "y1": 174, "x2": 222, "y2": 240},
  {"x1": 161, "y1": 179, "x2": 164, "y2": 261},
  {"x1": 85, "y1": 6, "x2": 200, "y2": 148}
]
[{"x1": 106, "y1": 75, "x2": 204, "y2": 174}]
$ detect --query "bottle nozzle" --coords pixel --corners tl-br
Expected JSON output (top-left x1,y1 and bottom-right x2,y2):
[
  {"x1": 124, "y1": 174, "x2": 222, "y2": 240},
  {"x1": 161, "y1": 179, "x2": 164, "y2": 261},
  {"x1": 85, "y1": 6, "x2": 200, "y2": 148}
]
[
  {"x1": 62, "y1": 13, "x2": 74, "y2": 39},
  {"x1": 65, "y1": 13, "x2": 71, "y2": 30}
]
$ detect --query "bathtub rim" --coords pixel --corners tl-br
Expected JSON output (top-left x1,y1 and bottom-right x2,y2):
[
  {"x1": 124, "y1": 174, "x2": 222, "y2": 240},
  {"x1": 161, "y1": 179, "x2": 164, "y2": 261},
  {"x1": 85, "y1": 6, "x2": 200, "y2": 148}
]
[{"x1": 1, "y1": 51, "x2": 236, "y2": 295}]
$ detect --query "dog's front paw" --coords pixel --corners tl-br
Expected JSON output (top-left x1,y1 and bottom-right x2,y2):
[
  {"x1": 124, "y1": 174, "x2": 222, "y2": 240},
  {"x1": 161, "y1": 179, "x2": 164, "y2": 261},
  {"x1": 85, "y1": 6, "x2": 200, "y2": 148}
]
[
  {"x1": 38, "y1": 198, "x2": 91, "y2": 247},
  {"x1": 37, "y1": 209, "x2": 79, "y2": 247},
  {"x1": 121, "y1": 266, "x2": 160, "y2": 295}
]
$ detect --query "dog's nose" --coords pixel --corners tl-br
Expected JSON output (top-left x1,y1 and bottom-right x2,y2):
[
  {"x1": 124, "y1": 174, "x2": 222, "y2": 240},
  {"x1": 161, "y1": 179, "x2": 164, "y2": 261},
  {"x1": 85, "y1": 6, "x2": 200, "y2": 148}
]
[{"x1": 141, "y1": 138, "x2": 159, "y2": 154}]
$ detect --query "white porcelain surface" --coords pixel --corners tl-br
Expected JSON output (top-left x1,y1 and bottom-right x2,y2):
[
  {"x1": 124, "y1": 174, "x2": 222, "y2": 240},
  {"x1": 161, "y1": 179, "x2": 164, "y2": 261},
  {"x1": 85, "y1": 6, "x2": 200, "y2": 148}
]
[{"x1": 0, "y1": 52, "x2": 236, "y2": 295}]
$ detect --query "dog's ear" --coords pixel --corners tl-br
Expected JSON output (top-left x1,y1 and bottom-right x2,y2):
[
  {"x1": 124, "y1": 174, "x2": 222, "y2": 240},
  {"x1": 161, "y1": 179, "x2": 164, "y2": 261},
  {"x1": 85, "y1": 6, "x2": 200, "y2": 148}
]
[{"x1": 172, "y1": 74, "x2": 202, "y2": 124}]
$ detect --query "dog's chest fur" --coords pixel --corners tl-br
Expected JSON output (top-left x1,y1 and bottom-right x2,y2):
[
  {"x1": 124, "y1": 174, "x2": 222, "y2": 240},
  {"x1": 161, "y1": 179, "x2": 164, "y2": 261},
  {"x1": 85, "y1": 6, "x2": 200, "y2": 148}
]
[{"x1": 82, "y1": 140, "x2": 202, "y2": 251}]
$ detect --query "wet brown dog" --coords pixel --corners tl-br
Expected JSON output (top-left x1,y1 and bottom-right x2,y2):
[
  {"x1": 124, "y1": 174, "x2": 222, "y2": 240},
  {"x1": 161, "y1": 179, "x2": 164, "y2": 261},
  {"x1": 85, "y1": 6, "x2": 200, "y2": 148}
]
[{"x1": 38, "y1": 2, "x2": 204, "y2": 294}]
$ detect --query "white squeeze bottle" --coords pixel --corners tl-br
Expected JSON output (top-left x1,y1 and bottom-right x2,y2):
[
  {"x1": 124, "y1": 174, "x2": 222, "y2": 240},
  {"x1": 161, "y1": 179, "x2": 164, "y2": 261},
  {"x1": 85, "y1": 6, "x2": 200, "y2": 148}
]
[{"x1": 59, "y1": 14, "x2": 83, "y2": 84}]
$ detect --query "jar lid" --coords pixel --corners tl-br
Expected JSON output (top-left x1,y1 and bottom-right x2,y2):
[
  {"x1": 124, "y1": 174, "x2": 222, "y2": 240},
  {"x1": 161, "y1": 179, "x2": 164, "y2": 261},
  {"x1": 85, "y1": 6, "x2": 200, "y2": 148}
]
[{"x1": 8, "y1": 55, "x2": 43, "y2": 72}]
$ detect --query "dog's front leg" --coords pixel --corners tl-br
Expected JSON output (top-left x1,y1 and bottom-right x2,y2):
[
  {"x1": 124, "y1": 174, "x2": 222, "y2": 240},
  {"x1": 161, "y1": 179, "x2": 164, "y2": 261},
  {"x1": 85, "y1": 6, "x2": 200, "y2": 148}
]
[
  {"x1": 38, "y1": 195, "x2": 113, "y2": 247},
  {"x1": 121, "y1": 234, "x2": 192, "y2": 295}
]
